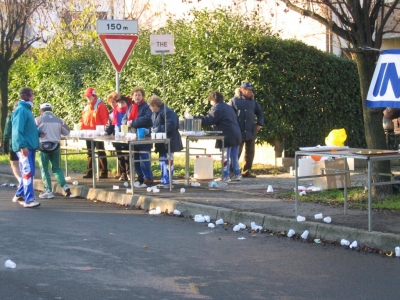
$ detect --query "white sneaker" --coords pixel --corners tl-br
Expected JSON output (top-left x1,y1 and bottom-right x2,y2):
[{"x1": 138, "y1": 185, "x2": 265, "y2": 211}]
[
  {"x1": 23, "y1": 201, "x2": 41, "y2": 208},
  {"x1": 63, "y1": 185, "x2": 71, "y2": 197},
  {"x1": 231, "y1": 175, "x2": 242, "y2": 181},
  {"x1": 39, "y1": 191, "x2": 54, "y2": 199},
  {"x1": 12, "y1": 195, "x2": 24, "y2": 203},
  {"x1": 223, "y1": 177, "x2": 231, "y2": 182}
]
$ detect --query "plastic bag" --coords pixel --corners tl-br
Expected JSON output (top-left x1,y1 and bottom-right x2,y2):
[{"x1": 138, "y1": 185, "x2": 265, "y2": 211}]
[{"x1": 325, "y1": 128, "x2": 347, "y2": 146}]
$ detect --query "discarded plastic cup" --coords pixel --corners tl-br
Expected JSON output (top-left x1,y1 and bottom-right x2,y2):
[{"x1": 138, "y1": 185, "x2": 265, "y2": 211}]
[
  {"x1": 180, "y1": 188, "x2": 185, "y2": 193},
  {"x1": 314, "y1": 213, "x2": 323, "y2": 219},
  {"x1": 349, "y1": 240, "x2": 358, "y2": 249},
  {"x1": 301, "y1": 230, "x2": 309, "y2": 239},
  {"x1": 323, "y1": 216, "x2": 332, "y2": 223},
  {"x1": 215, "y1": 218, "x2": 224, "y2": 225},
  {"x1": 267, "y1": 185, "x2": 273, "y2": 193},
  {"x1": 233, "y1": 225, "x2": 241, "y2": 232},
  {"x1": 173, "y1": 209, "x2": 181, "y2": 215},
  {"x1": 297, "y1": 215, "x2": 306, "y2": 222},
  {"x1": 340, "y1": 239, "x2": 350, "y2": 246},
  {"x1": 5, "y1": 259, "x2": 16, "y2": 269},
  {"x1": 72, "y1": 181, "x2": 78, "y2": 186},
  {"x1": 146, "y1": 187, "x2": 152, "y2": 192},
  {"x1": 65, "y1": 176, "x2": 71, "y2": 181},
  {"x1": 194, "y1": 214, "x2": 205, "y2": 222},
  {"x1": 287, "y1": 229, "x2": 295, "y2": 237},
  {"x1": 123, "y1": 182, "x2": 129, "y2": 187},
  {"x1": 204, "y1": 215, "x2": 210, "y2": 222},
  {"x1": 395, "y1": 246, "x2": 400, "y2": 257},
  {"x1": 208, "y1": 223, "x2": 215, "y2": 228},
  {"x1": 238, "y1": 222, "x2": 246, "y2": 229}
]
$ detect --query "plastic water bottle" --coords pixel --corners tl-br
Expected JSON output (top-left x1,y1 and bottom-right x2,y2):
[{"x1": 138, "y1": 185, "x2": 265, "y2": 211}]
[{"x1": 208, "y1": 181, "x2": 218, "y2": 188}]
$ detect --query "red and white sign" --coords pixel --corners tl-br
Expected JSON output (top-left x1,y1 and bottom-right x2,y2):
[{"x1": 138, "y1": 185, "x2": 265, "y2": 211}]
[{"x1": 98, "y1": 34, "x2": 139, "y2": 73}]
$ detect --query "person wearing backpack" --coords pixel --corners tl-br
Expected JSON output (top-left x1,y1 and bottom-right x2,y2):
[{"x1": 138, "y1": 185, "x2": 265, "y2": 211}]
[{"x1": 35, "y1": 103, "x2": 71, "y2": 199}]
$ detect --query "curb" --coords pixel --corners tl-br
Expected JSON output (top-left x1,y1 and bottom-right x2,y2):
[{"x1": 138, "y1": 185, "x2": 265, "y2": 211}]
[{"x1": 2, "y1": 174, "x2": 399, "y2": 252}]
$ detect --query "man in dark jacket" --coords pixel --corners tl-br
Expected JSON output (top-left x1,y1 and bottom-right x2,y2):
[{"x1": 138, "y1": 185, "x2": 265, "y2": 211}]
[
  {"x1": 147, "y1": 94, "x2": 183, "y2": 187},
  {"x1": 228, "y1": 82, "x2": 264, "y2": 178},
  {"x1": 196, "y1": 91, "x2": 242, "y2": 182}
]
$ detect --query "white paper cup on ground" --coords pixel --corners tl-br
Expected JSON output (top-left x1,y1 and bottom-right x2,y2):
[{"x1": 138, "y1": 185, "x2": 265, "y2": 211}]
[
  {"x1": 233, "y1": 225, "x2": 241, "y2": 231},
  {"x1": 173, "y1": 209, "x2": 181, "y2": 215},
  {"x1": 314, "y1": 213, "x2": 323, "y2": 219},
  {"x1": 287, "y1": 229, "x2": 295, "y2": 237},
  {"x1": 349, "y1": 240, "x2": 358, "y2": 249},
  {"x1": 323, "y1": 216, "x2": 332, "y2": 223},
  {"x1": 267, "y1": 185, "x2": 273, "y2": 193},
  {"x1": 180, "y1": 188, "x2": 185, "y2": 193},
  {"x1": 301, "y1": 230, "x2": 309, "y2": 239},
  {"x1": 395, "y1": 247, "x2": 400, "y2": 257},
  {"x1": 297, "y1": 215, "x2": 306, "y2": 222},
  {"x1": 215, "y1": 218, "x2": 224, "y2": 225},
  {"x1": 340, "y1": 239, "x2": 350, "y2": 246},
  {"x1": 204, "y1": 215, "x2": 210, "y2": 222},
  {"x1": 208, "y1": 223, "x2": 215, "y2": 228},
  {"x1": 5, "y1": 259, "x2": 16, "y2": 269}
]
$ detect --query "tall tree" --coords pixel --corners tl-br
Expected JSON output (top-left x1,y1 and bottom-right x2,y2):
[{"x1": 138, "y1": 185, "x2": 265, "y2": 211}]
[
  {"x1": 280, "y1": 0, "x2": 400, "y2": 192},
  {"x1": 0, "y1": 0, "x2": 51, "y2": 146}
]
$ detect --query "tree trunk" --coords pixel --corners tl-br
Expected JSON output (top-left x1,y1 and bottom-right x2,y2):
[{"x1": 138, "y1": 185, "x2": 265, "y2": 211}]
[
  {"x1": 351, "y1": 52, "x2": 392, "y2": 194},
  {"x1": 0, "y1": 68, "x2": 9, "y2": 147}
]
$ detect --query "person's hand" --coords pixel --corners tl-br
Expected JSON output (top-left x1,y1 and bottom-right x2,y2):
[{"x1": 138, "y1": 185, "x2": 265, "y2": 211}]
[
  {"x1": 256, "y1": 125, "x2": 261, "y2": 132},
  {"x1": 20, "y1": 148, "x2": 28, "y2": 157},
  {"x1": 40, "y1": 132, "x2": 46, "y2": 138},
  {"x1": 3, "y1": 141, "x2": 9, "y2": 155},
  {"x1": 127, "y1": 120, "x2": 132, "y2": 126}
]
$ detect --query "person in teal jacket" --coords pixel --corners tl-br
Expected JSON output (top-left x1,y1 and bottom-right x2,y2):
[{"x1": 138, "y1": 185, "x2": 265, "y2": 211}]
[
  {"x1": 11, "y1": 87, "x2": 45, "y2": 208},
  {"x1": 3, "y1": 101, "x2": 21, "y2": 183}
]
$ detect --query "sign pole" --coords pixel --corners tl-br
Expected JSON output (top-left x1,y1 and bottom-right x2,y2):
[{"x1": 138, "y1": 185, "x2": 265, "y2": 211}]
[{"x1": 116, "y1": 72, "x2": 120, "y2": 93}]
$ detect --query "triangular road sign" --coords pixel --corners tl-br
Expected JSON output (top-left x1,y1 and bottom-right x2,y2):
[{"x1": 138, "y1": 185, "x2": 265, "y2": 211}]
[{"x1": 99, "y1": 34, "x2": 139, "y2": 73}]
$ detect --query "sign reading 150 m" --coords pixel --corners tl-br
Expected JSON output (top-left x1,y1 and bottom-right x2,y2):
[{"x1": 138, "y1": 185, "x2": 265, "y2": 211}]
[{"x1": 97, "y1": 20, "x2": 138, "y2": 34}]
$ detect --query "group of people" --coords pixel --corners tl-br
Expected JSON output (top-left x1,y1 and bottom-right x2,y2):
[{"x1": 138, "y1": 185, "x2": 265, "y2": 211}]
[{"x1": 3, "y1": 81, "x2": 264, "y2": 207}]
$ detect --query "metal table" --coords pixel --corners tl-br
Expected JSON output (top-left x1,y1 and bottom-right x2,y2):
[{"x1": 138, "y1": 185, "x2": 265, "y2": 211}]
[
  {"x1": 295, "y1": 147, "x2": 400, "y2": 231},
  {"x1": 63, "y1": 135, "x2": 171, "y2": 192},
  {"x1": 182, "y1": 134, "x2": 225, "y2": 184}
]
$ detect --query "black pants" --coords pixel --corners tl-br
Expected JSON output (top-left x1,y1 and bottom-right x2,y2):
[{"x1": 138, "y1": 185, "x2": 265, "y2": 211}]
[
  {"x1": 113, "y1": 143, "x2": 130, "y2": 176},
  {"x1": 86, "y1": 140, "x2": 108, "y2": 174},
  {"x1": 239, "y1": 139, "x2": 256, "y2": 174}
]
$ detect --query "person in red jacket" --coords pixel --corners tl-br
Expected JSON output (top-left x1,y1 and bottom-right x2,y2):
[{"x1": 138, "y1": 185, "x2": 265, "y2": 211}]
[{"x1": 79, "y1": 87, "x2": 109, "y2": 178}]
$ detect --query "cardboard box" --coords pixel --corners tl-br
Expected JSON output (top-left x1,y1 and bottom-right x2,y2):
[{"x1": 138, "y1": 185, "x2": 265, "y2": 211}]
[{"x1": 312, "y1": 159, "x2": 351, "y2": 190}]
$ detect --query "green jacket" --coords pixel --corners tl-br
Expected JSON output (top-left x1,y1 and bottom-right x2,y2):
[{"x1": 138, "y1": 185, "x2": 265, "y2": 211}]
[
  {"x1": 3, "y1": 112, "x2": 12, "y2": 142},
  {"x1": 11, "y1": 101, "x2": 42, "y2": 151}
]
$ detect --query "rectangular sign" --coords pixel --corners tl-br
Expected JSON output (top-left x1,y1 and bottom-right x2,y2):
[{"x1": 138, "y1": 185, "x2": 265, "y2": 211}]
[
  {"x1": 150, "y1": 34, "x2": 175, "y2": 54},
  {"x1": 97, "y1": 20, "x2": 138, "y2": 34},
  {"x1": 366, "y1": 48, "x2": 400, "y2": 108}
]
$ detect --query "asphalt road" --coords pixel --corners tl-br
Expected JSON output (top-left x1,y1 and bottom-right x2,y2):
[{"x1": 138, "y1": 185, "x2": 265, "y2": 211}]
[{"x1": 1, "y1": 187, "x2": 399, "y2": 300}]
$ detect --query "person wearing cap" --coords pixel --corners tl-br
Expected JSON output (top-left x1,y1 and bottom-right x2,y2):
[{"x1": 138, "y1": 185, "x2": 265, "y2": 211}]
[
  {"x1": 79, "y1": 87, "x2": 109, "y2": 179},
  {"x1": 35, "y1": 103, "x2": 71, "y2": 199},
  {"x1": 105, "y1": 92, "x2": 131, "y2": 181},
  {"x1": 3, "y1": 101, "x2": 22, "y2": 184},
  {"x1": 195, "y1": 91, "x2": 242, "y2": 182},
  {"x1": 228, "y1": 82, "x2": 264, "y2": 178},
  {"x1": 147, "y1": 94, "x2": 183, "y2": 187},
  {"x1": 11, "y1": 87, "x2": 45, "y2": 208},
  {"x1": 122, "y1": 86, "x2": 153, "y2": 185}
]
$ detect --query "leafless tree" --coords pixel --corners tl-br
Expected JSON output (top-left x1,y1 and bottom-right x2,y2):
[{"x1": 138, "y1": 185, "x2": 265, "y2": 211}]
[{"x1": 279, "y1": 0, "x2": 400, "y2": 192}]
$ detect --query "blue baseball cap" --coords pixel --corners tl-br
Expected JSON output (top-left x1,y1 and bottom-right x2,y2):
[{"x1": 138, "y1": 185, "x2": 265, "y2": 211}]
[{"x1": 240, "y1": 82, "x2": 254, "y2": 89}]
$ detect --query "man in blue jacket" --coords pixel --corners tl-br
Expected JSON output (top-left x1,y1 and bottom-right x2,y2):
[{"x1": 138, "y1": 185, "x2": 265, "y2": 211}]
[{"x1": 11, "y1": 87, "x2": 45, "y2": 208}]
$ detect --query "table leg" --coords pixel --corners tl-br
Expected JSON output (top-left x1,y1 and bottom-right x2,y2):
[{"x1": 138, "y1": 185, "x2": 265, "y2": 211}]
[
  {"x1": 185, "y1": 138, "x2": 189, "y2": 185},
  {"x1": 368, "y1": 160, "x2": 372, "y2": 231},
  {"x1": 91, "y1": 140, "x2": 96, "y2": 189},
  {"x1": 295, "y1": 154, "x2": 299, "y2": 216}
]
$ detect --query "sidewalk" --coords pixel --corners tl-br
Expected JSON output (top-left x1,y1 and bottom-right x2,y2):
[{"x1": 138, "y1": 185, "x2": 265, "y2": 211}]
[{"x1": 1, "y1": 163, "x2": 399, "y2": 251}]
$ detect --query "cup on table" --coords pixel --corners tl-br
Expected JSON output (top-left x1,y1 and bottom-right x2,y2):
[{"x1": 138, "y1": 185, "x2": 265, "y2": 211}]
[
  {"x1": 151, "y1": 133, "x2": 156, "y2": 139},
  {"x1": 121, "y1": 125, "x2": 129, "y2": 136},
  {"x1": 74, "y1": 123, "x2": 81, "y2": 131},
  {"x1": 156, "y1": 133, "x2": 163, "y2": 139},
  {"x1": 137, "y1": 128, "x2": 146, "y2": 139}
]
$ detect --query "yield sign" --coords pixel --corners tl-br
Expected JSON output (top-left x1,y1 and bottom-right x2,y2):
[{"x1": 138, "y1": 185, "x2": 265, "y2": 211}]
[{"x1": 98, "y1": 34, "x2": 139, "y2": 72}]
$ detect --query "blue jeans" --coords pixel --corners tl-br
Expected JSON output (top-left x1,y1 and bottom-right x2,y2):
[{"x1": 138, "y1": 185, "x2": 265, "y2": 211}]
[
  {"x1": 223, "y1": 146, "x2": 240, "y2": 178},
  {"x1": 159, "y1": 153, "x2": 174, "y2": 184},
  {"x1": 134, "y1": 145, "x2": 153, "y2": 181},
  {"x1": 16, "y1": 150, "x2": 36, "y2": 203}
]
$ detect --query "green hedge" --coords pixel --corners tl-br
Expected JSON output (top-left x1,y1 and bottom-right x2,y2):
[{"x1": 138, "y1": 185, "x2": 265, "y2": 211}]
[{"x1": 9, "y1": 8, "x2": 364, "y2": 156}]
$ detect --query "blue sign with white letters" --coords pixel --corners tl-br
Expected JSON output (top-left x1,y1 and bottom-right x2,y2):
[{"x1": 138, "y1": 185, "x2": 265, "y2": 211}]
[{"x1": 366, "y1": 49, "x2": 400, "y2": 108}]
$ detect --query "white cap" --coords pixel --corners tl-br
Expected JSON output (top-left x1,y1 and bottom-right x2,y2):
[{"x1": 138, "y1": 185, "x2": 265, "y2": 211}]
[{"x1": 40, "y1": 103, "x2": 52, "y2": 109}]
